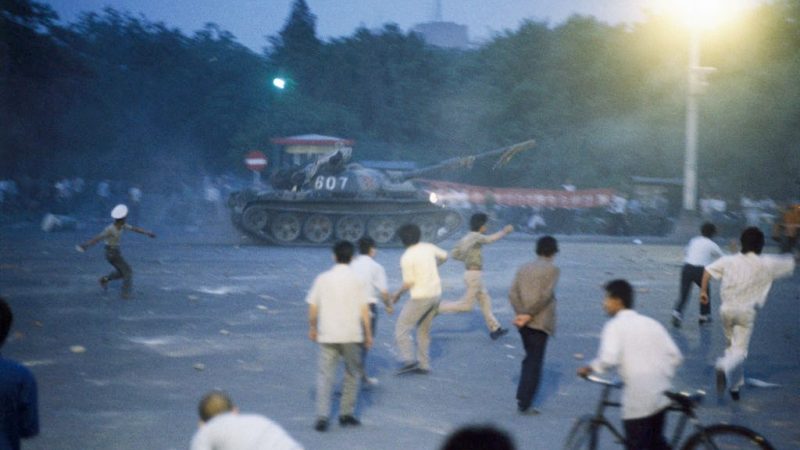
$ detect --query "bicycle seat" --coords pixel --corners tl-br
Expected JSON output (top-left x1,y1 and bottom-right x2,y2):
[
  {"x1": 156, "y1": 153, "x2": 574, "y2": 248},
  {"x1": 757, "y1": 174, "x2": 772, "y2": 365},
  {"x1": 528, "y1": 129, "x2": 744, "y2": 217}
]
[{"x1": 664, "y1": 390, "x2": 705, "y2": 410}]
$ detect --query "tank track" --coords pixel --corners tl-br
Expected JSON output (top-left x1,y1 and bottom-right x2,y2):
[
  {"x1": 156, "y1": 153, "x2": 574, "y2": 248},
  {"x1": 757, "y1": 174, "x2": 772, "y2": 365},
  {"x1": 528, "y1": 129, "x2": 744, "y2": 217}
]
[{"x1": 231, "y1": 199, "x2": 462, "y2": 246}]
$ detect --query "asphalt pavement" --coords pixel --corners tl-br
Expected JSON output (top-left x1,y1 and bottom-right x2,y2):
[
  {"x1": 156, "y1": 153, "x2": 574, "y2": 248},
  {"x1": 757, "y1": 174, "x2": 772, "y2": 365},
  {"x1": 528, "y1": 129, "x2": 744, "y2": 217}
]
[{"x1": 0, "y1": 219, "x2": 797, "y2": 449}]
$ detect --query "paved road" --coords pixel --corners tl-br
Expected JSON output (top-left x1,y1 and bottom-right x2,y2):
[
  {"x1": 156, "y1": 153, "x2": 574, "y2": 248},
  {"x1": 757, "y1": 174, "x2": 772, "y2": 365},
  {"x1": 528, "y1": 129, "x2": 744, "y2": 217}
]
[{"x1": 1, "y1": 221, "x2": 797, "y2": 449}]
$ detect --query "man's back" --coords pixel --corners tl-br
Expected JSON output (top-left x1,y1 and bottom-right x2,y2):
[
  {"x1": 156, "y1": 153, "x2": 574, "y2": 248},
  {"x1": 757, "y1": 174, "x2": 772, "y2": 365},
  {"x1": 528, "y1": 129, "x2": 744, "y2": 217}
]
[
  {"x1": 306, "y1": 264, "x2": 367, "y2": 343},
  {"x1": 706, "y1": 253, "x2": 795, "y2": 310},
  {"x1": 400, "y1": 243, "x2": 446, "y2": 299},
  {"x1": 0, "y1": 357, "x2": 39, "y2": 450},
  {"x1": 190, "y1": 413, "x2": 303, "y2": 450},
  {"x1": 592, "y1": 310, "x2": 682, "y2": 419}
]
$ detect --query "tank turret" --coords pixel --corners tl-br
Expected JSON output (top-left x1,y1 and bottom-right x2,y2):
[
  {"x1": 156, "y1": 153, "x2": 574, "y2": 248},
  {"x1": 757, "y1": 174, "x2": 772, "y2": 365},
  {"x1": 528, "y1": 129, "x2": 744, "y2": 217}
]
[{"x1": 228, "y1": 140, "x2": 534, "y2": 245}]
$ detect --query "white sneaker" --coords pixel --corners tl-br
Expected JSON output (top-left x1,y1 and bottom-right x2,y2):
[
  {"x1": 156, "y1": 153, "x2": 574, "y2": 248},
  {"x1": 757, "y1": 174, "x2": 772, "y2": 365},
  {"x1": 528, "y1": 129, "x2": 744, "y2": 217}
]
[{"x1": 362, "y1": 376, "x2": 379, "y2": 387}]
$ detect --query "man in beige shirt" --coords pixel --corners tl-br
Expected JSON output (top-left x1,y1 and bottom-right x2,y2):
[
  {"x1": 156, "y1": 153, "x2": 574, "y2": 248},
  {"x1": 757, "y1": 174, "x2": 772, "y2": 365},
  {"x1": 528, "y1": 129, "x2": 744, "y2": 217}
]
[
  {"x1": 508, "y1": 236, "x2": 559, "y2": 414},
  {"x1": 439, "y1": 213, "x2": 513, "y2": 340}
]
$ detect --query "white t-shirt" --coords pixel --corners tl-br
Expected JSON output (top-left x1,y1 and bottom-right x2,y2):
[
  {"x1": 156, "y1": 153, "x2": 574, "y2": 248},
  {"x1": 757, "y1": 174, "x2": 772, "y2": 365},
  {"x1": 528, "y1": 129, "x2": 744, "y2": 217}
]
[
  {"x1": 350, "y1": 255, "x2": 388, "y2": 305},
  {"x1": 705, "y1": 253, "x2": 795, "y2": 312},
  {"x1": 400, "y1": 242, "x2": 448, "y2": 299},
  {"x1": 590, "y1": 310, "x2": 683, "y2": 420},
  {"x1": 190, "y1": 412, "x2": 303, "y2": 450},
  {"x1": 684, "y1": 236, "x2": 724, "y2": 266},
  {"x1": 305, "y1": 264, "x2": 368, "y2": 343}
]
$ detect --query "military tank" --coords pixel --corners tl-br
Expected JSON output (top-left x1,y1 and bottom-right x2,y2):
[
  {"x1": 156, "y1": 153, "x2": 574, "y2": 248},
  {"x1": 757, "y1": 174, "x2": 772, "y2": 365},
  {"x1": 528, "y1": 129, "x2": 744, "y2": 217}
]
[{"x1": 228, "y1": 140, "x2": 535, "y2": 245}]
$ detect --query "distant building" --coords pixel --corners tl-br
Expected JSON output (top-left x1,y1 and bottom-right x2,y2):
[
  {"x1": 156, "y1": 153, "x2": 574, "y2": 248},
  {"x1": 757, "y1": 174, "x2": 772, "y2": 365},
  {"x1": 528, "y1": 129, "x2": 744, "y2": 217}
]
[{"x1": 411, "y1": 21, "x2": 470, "y2": 49}]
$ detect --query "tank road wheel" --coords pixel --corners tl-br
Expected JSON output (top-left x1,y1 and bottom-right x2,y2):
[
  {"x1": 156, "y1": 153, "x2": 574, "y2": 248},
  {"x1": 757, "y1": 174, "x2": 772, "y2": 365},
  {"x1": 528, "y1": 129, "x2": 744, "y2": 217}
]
[
  {"x1": 367, "y1": 216, "x2": 396, "y2": 244},
  {"x1": 335, "y1": 215, "x2": 365, "y2": 241},
  {"x1": 242, "y1": 206, "x2": 269, "y2": 232},
  {"x1": 303, "y1": 214, "x2": 334, "y2": 243},
  {"x1": 415, "y1": 217, "x2": 438, "y2": 242},
  {"x1": 270, "y1": 213, "x2": 301, "y2": 243}
]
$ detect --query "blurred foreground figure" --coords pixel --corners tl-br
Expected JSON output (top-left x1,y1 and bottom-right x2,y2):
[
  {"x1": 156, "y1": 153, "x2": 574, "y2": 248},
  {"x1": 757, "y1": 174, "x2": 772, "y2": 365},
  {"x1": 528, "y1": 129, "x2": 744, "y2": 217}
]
[
  {"x1": 702, "y1": 227, "x2": 795, "y2": 401},
  {"x1": 0, "y1": 297, "x2": 39, "y2": 450},
  {"x1": 578, "y1": 280, "x2": 682, "y2": 450},
  {"x1": 440, "y1": 424, "x2": 516, "y2": 450},
  {"x1": 190, "y1": 390, "x2": 303, "y2": 450},
  {"x1": 77, "y1": 204, "x2": 155, "y2": 299}
]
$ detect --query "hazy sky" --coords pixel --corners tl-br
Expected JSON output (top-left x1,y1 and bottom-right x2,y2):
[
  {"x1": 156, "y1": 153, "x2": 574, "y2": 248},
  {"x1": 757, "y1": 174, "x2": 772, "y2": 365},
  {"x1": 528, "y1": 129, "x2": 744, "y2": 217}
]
[{"x1": 44, "y1": 0, "x2": 654, "y2": 51}]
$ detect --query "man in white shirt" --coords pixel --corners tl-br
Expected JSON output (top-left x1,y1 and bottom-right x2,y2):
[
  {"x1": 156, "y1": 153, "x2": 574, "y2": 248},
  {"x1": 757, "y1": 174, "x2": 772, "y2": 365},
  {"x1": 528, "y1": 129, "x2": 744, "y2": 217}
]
[
  {"x1": 578, "y1": 279, "x2": 682, "y2": 450},
  {"x1": 672, "y1": 222, "x2": 724, "y2": 327},
  {"x1": 190, "y1": 391, "x2": 303, "y2": 450},
  {"x1": 307, "y1": 241, "x2": 372, "y2": 431},
  {"x1": 702, "y1": 227, "x2": 795, "y2": 400},
  {"x1": 350, "y1": 237, "x2": 391, "y2": 385},
  {"x1": 391, "y1": 224, "x2": 448, "y2": 374}
]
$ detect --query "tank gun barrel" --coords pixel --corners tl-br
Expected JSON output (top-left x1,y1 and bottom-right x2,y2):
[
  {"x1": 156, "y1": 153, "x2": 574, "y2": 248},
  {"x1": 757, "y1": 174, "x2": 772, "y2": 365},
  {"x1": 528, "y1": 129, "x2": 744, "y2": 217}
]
[{"x1": 398, "y1": 139, "x2": 535, "y2": 181}]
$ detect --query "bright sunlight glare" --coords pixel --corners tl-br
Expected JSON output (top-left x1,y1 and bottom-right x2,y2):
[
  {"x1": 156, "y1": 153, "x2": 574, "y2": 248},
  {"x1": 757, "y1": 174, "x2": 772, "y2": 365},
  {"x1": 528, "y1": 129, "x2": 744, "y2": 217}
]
[{"x1": 649, "y1": 0, "x2": 752, "y2": 29}]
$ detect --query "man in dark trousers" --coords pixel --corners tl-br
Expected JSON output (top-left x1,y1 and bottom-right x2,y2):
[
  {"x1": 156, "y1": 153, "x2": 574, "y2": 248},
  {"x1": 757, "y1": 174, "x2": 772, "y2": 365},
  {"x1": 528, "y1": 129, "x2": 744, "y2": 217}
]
[{"x1": 508, "y1": 236, "x2": 559, "y2": 415}]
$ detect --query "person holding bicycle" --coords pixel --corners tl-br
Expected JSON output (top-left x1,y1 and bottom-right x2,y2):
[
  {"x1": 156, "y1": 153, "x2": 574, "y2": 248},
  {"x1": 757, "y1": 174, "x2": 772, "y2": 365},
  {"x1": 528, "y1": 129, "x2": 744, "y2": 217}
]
[{"x1": 577, "y1": 279, "x2": 683, "y2": 450}]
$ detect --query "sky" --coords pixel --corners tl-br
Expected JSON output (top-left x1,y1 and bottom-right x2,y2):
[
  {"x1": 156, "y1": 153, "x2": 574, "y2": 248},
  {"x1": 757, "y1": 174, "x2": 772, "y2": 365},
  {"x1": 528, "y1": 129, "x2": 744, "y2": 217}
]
[{"x1": 43, "y1": 0, "x2": 657, "y2": 51}]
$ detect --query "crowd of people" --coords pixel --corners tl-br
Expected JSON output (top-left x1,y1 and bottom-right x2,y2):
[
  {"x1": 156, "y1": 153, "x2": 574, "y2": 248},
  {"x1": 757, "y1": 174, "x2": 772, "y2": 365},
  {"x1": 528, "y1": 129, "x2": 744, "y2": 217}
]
[
  {"x1": 0, "y1": 175, "x2": 243, "y2": 228},
  {"x1": 296, "y1": 215, "x2": 795, "y2": 449},
  {"x1": 2, "y1": 207, "x2": 797, "y2": 449}
]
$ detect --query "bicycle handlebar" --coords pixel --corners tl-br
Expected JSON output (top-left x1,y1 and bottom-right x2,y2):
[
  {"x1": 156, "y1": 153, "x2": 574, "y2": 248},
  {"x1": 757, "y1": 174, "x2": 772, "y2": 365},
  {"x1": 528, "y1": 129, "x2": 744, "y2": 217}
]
[{"x1": 583, "y1": 374, "x2": 623, "y2": 388}]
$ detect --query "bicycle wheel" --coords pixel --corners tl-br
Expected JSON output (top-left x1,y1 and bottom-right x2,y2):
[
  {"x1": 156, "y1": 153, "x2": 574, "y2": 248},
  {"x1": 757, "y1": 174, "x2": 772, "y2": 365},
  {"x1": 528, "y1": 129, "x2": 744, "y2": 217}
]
[
  {"x1": 564, "y1": 415, "x2": 612, "y2": 450},
  {"x1": 681, "y1": 424, "x2": 775, "y2": 450}
]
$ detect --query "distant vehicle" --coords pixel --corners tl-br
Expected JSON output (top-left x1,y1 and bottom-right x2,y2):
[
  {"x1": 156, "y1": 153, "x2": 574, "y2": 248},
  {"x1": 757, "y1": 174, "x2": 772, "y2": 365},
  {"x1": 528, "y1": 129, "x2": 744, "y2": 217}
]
[{"x1": 227, "y1": 140, "x2": 535, "y2": 245}]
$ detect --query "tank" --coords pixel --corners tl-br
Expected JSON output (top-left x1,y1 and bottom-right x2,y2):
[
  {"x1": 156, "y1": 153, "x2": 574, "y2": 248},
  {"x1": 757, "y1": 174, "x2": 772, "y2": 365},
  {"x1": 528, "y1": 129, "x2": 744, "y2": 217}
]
[{"x1": 228, "y1": 140, "x2": 535, "y2": 246}]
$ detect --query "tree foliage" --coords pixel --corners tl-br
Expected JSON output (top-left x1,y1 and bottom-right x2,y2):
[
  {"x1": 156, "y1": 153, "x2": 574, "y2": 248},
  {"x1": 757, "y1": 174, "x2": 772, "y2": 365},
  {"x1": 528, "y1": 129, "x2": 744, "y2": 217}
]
[{"x1": 1, "y1": 0, "x2": 798, "y2": 200}]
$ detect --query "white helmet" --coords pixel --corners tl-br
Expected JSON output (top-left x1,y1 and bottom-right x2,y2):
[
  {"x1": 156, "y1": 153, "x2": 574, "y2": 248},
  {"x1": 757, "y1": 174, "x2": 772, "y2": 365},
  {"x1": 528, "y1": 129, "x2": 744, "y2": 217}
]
[{"x1": 111, "y1": 204, "x2": 129, "y2": 219}]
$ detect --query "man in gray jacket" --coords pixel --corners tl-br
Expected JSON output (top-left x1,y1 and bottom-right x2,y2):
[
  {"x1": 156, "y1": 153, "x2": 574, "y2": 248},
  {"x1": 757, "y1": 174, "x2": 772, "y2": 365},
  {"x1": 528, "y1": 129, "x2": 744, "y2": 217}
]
[{"x1": 508, "y1": 236, "x2": 559, "y2": 415}]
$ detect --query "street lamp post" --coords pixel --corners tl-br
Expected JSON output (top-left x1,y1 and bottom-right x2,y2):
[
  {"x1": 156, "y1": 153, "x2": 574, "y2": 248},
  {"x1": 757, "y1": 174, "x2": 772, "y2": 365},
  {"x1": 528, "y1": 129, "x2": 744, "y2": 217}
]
[{"x1": 682, "y1": 28, "x2": 701, "y2": 212}]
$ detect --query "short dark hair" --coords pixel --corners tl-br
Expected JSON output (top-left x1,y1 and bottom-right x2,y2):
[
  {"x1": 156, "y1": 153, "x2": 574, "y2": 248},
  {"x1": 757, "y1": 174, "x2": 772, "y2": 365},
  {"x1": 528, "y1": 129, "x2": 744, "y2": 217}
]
[
  {"x1": 357, "y1": 236, "x2": 376, "y2": 255},
  {"x1": 740, "y1": 227, "x2": 764, "y2": 254},
  {"x1": 604, "y1": 279, "x2": 634, "y2": 309},
  {"x1": 440, "y1": 425, "x2": 516, "y2": 450},
  {"x1": 470, "y1": 213, "x2": 489, "y2": 232},
  {"x1": 536, "y1": 236, "x2": 558, "y2": 257},
  {"x1": 700, "y1": 222, "x2": 717, "y2": 238},
  {"x1": 333, "y1": 240, "x2": 355, "y2": 263},
  {"x1": 398, "y1": 223, "x2": 421, "y2": 247},
  {"x1": 198, "y1": 390, "x2": 234, "y2": 422},
  {"x1": 0, "y1": 297, "x2": 12, "y2": 348}
]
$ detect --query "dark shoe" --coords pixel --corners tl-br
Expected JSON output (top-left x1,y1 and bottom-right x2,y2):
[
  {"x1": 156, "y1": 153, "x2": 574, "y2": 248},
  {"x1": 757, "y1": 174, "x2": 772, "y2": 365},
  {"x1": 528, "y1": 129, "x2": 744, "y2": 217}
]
[
  {"x1": 729, "y1": 389, "x2": 740, "y2": 401},
  {"x1": 339, "y1": 415, "x2": 361, "y2": 427},
  {"x1": 715, "y1": 368, "x2": 727, "y2": 395},
  {"x1": 518, "y1": 406, "x2": 541, "y2": 415},
  {"x1": 99, "y1": 277, "x2": 109, "y2": 291},
  {"x1": 490, "y1": 327, "x2": 509, "y2": 340},
  {"x1": 396, "y1": 362, "x2": 419, "y2": 375},
  {"x1": 698, "y1": 315, "x2": 712, "y2": 325},
  {"x1": 314, "y1": 417, "x2": 329, "y2": 432},
  {"x1": 413, "y1": 367, "x2": 430, "y2": 375},
  {"x1": 671, "y1": 310, "x2": 682, "y2": 328}
]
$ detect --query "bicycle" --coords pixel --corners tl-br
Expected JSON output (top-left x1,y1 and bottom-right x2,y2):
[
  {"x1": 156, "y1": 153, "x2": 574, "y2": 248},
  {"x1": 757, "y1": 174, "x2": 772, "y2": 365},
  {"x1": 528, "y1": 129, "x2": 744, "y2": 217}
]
[{"x1": 563, "y1": 374, "x2": 775, "y2": 449}]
